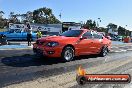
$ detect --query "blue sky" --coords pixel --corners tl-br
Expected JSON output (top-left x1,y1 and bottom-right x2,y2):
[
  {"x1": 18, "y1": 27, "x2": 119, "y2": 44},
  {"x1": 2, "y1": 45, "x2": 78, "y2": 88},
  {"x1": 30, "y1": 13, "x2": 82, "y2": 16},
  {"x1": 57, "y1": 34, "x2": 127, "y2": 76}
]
[{"x1": 0, "y1": 0, "x2": 132, "y2": 30}]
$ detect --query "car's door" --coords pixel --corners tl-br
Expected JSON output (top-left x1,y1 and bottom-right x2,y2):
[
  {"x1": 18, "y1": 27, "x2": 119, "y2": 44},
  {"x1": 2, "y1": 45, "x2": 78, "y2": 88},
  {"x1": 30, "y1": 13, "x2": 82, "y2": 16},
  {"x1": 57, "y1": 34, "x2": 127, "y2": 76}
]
[
  {"x1": 92, "y1": 32, "x2": 103, "y2": 53},
  {"x1": 6, "y1": 29, "x2": 16, "y2": 40},
  {"x1": 77, "y1": 31, "x2": 95, "y2": 55},
  {"x1": 14, "y1": 29, "x2": 23, "y2": 40}
]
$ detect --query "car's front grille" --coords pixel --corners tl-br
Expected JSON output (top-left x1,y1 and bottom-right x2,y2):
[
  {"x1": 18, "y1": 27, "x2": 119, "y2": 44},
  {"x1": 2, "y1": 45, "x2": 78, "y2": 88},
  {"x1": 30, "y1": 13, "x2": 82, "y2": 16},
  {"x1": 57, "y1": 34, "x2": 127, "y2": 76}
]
[{"x1": 33, "y1": 48, "x2": 44, "y2": 56}]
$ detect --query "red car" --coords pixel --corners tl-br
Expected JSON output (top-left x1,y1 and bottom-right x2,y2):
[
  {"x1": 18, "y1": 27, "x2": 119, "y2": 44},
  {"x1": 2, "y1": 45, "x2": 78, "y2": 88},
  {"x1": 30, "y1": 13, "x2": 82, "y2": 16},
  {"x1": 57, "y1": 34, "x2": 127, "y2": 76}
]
[{"x1": 33, "y1": 29, "x2": 111, "y2": 61}]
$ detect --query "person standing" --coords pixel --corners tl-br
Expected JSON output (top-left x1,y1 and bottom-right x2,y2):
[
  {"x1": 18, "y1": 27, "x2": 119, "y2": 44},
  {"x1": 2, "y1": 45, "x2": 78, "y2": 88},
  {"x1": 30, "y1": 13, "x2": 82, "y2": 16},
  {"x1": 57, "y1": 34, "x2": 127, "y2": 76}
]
[
  {"x1": 37, "y1": 29, "x2": 42, "y2": 39},
  {"x1": 26, "y1": 23, "x2": 32, "y2": 46}
]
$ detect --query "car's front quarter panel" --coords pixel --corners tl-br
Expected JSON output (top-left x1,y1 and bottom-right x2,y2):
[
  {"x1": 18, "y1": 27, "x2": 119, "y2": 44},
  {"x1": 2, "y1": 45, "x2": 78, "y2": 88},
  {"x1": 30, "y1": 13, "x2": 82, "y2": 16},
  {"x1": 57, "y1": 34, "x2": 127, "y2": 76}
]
[{"x1": 102, "y1": 37, "x2": 112, "y2": 50}]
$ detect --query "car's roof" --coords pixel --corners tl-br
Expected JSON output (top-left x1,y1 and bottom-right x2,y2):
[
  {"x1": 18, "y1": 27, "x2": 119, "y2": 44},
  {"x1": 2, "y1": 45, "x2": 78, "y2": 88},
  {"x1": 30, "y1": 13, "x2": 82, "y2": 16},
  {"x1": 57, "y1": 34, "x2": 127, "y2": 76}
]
[
  {"x1": 71, "y1": 28, "x2": 90, "y2": 31},
  {"x1": 70, "y1": 28, "x2": 100, "y2": 34}
]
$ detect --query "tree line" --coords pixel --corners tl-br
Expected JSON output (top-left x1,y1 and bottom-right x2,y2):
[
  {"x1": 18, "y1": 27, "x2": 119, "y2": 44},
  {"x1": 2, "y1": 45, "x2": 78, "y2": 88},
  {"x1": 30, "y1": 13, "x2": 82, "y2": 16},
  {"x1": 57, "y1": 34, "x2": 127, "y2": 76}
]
[
  {"x1": 83, "y1": 19, "x2": 131, "y2": 36},
  {"x1": 0, "y1": 7, "x2": 61, "y2": 28}
]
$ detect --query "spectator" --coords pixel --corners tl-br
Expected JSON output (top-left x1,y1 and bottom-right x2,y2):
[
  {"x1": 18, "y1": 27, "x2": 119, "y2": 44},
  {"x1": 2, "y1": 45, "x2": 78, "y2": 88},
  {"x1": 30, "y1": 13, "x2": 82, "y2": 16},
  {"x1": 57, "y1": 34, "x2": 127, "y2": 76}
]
[
  {"x1": 37, "y1": 29, "x2": 42, "y2": 39},
  {"x1": 26, "y1": 23, "x2": 32, "y2": 46}
]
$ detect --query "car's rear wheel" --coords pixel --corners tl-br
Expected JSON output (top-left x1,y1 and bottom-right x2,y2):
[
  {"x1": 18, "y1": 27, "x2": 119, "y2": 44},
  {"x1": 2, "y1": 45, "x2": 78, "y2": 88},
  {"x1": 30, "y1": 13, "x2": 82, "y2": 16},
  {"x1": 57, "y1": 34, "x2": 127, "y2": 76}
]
[
  {"x1": 99, "y1": 46, "x2": 108, "y2": 57},
  {"x1": 62, "y1": 46, "x2": 74, "y2": 62}
]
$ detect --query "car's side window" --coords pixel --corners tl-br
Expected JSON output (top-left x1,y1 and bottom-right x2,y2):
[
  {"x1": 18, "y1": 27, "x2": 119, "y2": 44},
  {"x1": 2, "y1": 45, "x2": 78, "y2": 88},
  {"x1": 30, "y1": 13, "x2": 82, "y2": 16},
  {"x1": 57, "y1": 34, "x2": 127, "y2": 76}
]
[
  {"x1": 15, "y1": 29, "x2": 21, "y2": 33},
  {"x1": 82, "y1": 32, "x2": 92, "y2": 39},
  {"x1": 9, "y1": 29, "x2": 14, "y2": 33},
  {"x1": 93, "y1": 33, "x2": 99, "y2": 39},
  {"x1": 93, "y1": 33, "x2": 103, "y2": 39},
  {"x1": 98, "y1": 34, "x2": 103, "y2": 39}
]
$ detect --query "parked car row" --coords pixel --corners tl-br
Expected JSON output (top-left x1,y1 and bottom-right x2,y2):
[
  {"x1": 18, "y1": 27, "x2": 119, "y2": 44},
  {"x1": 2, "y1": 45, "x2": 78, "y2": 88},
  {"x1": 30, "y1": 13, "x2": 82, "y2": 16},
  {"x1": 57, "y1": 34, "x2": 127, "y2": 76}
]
[{"x1": 110, "y1": 36, "x2": 123, "y2": 41}]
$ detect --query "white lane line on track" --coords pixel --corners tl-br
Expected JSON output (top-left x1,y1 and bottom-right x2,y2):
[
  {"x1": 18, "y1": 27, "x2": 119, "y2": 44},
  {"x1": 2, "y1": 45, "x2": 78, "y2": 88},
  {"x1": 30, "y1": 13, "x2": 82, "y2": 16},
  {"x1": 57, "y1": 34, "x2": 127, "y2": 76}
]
[
  {"x1": 111, "y1": 49, "x2": 127, "y2": 53},
  {"x1": 127, "y1": 49, "x2": 132, "y2": 51}
]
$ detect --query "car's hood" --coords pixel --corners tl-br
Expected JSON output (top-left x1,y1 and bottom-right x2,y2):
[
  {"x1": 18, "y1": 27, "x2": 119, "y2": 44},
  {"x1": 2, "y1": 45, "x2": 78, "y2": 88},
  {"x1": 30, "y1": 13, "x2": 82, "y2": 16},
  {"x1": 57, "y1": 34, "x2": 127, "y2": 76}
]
[
  {"x1": 0, "y1": 31, "x2": 8, "y2": 34},
  {"x1": 38, "y1": 36, "x2": 79, "y2": 43}
]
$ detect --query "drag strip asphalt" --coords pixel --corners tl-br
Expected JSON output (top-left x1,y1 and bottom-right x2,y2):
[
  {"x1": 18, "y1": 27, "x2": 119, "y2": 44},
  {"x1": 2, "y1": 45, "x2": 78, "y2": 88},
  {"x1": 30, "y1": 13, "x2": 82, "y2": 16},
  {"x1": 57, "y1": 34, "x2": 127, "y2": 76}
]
[
  {"x1": 0, "y1": 49, "x2": 132, "y2": 87},
  {"x1": 0, "y1": 44, "x2": 132, "y2": 87}
]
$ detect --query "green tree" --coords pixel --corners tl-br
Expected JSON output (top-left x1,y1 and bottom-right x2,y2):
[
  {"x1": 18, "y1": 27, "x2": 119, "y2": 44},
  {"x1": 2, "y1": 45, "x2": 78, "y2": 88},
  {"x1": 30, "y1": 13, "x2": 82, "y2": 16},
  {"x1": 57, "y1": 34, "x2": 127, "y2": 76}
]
[
  {"x1": 0, "y1": 11, "x2": 7, "y2": 28},
  {"x1": 125, "y1": 30, "x2": 130, "y2": 36},
  {"x1": 0, "y1": 11, "x2": 4, "y2": 19},
  {"x1": 83, "y1": 19, "x2": 97, "y2": 29},
  {"x1": 9, "y1": 12, "x2": 14, "y2": 19},
  {"x1": 9, "y1": 14, "x2": 19, "y2": 23},
  {"x1": 0, "y1": 19, "x2": 8, "y2": 28},
  {"x1": 107, "y1": 23, "x2": 118, "y2": 32},
  {"x1": 26, "y1": 11, "x2": 33, "y2": 23},
  {"x1": 98, "y1": 27, "x2": 108, "y2": 33},
  {"x1": 33, "y1": 7, "x2": 60, "y2": 24},
  {"x1": 92, "y1": 21, "x2": 96, "y2": 28},
  {"x1": 118, "y1": 26, "x2": 126, "y2": 36},
  {"x1": 9, "y1": 12, "x2": 20, "y2": 23}
]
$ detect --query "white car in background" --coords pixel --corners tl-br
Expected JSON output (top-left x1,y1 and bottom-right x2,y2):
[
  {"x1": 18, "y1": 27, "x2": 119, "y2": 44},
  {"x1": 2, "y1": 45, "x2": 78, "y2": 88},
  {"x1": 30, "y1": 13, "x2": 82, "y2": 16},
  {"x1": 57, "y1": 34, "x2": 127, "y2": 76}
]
[{"x1": 117, "y1": 36, "x2": 123, "y2": 41}]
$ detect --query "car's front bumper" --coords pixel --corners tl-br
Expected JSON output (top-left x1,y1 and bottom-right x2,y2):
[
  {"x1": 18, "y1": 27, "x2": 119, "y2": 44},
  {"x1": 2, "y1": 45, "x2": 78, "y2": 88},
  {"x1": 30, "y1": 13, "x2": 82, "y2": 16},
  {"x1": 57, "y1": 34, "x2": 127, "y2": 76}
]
[
  {"x1": 33, "y1": 48, "x2": 44, "y2": 57},
  {"x1": 33, "y1": 45, "x2": 63, "y2": 58}
]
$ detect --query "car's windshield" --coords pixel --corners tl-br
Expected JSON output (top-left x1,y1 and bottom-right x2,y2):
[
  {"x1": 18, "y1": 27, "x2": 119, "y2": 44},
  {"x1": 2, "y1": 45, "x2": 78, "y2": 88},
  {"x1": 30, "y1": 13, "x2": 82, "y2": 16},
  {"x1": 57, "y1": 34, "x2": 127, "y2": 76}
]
[
  {"x1": 9, "y1": 29, "x2": 14, "y2": 33},
  {"x1": 60, "y1": 30, "x2": 83, "y2": 37}
]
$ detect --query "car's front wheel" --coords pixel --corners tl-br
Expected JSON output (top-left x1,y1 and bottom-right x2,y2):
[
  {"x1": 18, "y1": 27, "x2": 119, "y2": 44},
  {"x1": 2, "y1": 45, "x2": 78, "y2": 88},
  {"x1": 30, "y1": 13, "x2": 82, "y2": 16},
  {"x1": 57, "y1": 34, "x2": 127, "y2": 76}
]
[
  {"x1": 99, "y1": 46, "x2": 108, "y2": 57},
  {"x1": 61, "y1": 46, "x2": 74, "y2": 62}
]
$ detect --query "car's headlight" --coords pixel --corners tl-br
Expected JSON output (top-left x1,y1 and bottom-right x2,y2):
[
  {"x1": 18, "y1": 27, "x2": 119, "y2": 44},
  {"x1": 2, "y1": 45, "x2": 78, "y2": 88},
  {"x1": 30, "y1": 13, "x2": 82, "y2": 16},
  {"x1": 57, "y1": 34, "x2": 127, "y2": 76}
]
[{"x1": 46, "y1": 42, "x2": 59, "y2": 47}]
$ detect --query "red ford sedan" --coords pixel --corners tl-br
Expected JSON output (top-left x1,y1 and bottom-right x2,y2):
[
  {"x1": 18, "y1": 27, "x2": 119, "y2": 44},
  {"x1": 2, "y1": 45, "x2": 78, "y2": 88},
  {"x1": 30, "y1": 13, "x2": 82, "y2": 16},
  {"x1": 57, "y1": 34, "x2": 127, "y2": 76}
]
[{"x1": 33, "y1": 29, "x2": 111, "y2": 61}]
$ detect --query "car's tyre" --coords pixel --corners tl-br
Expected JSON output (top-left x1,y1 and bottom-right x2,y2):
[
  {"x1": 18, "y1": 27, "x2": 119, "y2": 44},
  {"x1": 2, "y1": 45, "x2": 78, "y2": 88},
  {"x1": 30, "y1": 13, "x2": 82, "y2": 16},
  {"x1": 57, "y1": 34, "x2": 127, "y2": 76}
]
[
  {"x1": 99, "y1": 46, "x2": 108, "y2": 57},
  {"x1": 61, "y1": 46, "x2": 74, "y2": 62}
]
